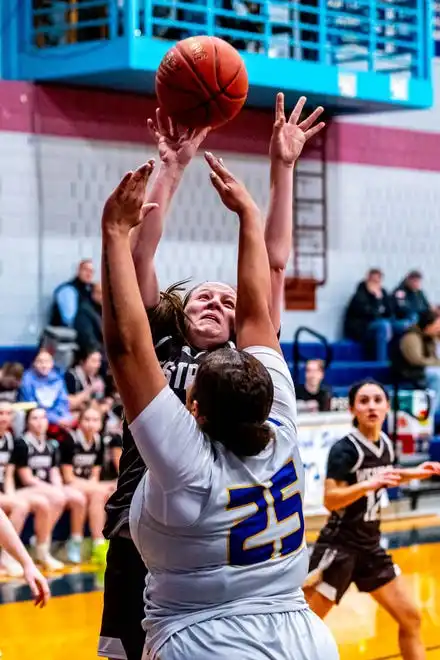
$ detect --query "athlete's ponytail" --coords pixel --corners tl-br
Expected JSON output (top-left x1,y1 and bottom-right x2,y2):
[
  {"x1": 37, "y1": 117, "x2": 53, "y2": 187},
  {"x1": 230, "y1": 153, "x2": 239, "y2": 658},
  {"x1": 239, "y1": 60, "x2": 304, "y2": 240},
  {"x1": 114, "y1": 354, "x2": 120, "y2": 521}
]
[
  {"x1": 148, "y1": 279, "x2": 191, "y2": 344},
  {"x1": 203, "y1": 419, "x2": 273, "y2": 457}
]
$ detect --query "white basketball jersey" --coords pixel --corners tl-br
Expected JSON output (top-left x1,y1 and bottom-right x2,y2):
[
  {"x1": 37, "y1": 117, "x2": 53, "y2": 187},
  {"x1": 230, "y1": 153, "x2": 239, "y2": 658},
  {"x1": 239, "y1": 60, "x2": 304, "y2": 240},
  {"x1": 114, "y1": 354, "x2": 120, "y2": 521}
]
[{"x1": 129, "y1": 346, "x2": 307, "y2": 657}]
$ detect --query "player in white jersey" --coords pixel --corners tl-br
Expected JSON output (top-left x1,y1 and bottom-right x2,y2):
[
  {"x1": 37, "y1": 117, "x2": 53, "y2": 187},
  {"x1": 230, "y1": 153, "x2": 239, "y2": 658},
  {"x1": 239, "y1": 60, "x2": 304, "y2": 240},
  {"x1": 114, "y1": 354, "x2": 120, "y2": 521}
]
[{"x1": 100, "y1": 143, "x2": 338, "y2": 659}]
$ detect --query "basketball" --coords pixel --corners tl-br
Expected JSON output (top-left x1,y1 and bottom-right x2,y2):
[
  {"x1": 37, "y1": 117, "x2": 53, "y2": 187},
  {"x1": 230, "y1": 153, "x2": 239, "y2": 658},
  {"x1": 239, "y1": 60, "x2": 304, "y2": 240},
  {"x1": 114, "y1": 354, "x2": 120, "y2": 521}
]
[{"x1": 155, "y1": 36, "x2": 249, "y2": 129}]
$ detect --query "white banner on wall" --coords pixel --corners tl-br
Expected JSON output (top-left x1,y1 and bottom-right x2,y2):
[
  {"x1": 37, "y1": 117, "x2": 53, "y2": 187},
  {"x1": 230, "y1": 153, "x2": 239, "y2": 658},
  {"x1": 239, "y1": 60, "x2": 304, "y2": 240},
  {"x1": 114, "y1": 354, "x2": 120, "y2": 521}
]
[{"x1": 297, "y1": 411, "x2": 353, "y2": 517}]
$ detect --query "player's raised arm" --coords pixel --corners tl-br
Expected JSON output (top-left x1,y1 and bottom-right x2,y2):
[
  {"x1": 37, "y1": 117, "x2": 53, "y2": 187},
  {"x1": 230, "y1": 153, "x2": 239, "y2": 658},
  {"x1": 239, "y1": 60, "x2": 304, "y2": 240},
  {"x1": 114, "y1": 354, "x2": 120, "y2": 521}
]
[
  {"x1": 265, "y1": 94, "x2": 325, "y2": 331},
  {"x1": 130, "y1": 110, "x2": 209, "y2": 309},
  {"x1": 205, "y1": 152, "x2": 279, "y2": 353},
  {"x1": 102, "y1": 163, "x2": 210, "y2": 492},
  {"x1": 101, "y1": 161, "x2": 167, "y2": 424},
  {"x1": 205, "y1": 152, "x2": 298, "y2": 429}
]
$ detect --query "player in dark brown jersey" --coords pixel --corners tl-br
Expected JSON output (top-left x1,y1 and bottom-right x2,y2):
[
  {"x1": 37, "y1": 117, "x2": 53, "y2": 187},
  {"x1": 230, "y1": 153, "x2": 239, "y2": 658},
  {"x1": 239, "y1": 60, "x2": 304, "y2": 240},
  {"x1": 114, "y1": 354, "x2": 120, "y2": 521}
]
[{"x1": 306, "y1": 380, "x2": 440, "y2": 660}]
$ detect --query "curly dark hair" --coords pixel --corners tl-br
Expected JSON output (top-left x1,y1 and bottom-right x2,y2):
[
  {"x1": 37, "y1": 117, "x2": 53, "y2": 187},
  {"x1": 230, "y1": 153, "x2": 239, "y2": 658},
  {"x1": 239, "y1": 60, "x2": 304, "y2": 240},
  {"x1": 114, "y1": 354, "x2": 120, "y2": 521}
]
[
  {"x1": 189, "y1": 347, "x2": 274, "y2": 458},
  {"x1": 148, "y1": 279, "x2": 192, "y2": 345}
]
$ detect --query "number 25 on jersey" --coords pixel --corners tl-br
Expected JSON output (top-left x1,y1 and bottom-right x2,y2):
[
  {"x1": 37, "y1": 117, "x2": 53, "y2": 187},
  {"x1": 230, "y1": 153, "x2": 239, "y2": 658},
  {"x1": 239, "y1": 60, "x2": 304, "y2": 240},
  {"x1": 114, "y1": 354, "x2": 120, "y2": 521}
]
[{"x1": 226, "y1": 460, "x2": 305, "y2": 566}]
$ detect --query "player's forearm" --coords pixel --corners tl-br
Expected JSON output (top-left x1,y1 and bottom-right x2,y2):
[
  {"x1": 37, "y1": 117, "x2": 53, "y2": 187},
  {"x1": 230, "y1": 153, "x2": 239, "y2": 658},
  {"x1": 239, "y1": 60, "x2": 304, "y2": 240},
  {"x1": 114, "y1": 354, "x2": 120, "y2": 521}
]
[
  {"x1": 236, "y1": 203, "x2": 276, "y2": 350},
  {"x1": 324, "y1": 482, "x2": 370, "y2": 511},
  {"x1": 103, "y1": 227, "x2": 154, "y2": 353},
  {"x1": 265, "y1": 162, "x2": 294, "y2": 329},
  {"x1": 0, "y1": 508, "x2": 34, "y2": 569},
  {"x1": 394, "y1": 467, "x2": 431, "y2": 483},
  {"x1": 130, "y1": 162, "x2": 185, "y2": 308},
  {"x1": 237, "y1": 204, "x2": 271, "y2": 321},
  {"x1": 265, "y1": 162, "x2": 294, "y2": 270}
]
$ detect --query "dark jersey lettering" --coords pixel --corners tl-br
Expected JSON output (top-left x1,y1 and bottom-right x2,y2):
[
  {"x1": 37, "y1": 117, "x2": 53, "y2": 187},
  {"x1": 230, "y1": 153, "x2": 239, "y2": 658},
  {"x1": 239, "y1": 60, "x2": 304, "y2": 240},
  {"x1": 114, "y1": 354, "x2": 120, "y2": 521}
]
[{"x1": 317, "y1": 430, "x2": 395, "y2": 550}]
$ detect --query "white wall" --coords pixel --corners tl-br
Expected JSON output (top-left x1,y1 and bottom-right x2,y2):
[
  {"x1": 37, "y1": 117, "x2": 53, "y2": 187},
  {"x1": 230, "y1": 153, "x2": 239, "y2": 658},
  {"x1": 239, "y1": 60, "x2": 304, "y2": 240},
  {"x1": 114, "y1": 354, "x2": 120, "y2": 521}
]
[{"x1": 2, "y1": 101, "x2": 440, "y2": 345}]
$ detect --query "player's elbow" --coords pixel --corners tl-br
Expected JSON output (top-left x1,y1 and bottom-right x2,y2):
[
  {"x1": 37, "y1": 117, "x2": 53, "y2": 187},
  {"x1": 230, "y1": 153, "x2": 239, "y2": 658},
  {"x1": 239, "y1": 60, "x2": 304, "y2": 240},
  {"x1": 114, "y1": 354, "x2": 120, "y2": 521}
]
[
  {"x1": 323, "y1": 493, "x2": 338, "y2": 512},
  {"x1": 269, "y1": 258, "x2": 288, "y2": 275}
]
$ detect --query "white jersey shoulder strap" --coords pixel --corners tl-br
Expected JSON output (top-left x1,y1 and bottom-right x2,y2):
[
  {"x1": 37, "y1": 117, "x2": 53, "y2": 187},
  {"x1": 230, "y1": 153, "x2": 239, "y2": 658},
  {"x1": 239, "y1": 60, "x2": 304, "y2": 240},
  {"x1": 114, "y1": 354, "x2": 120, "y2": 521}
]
[{"x1": 346, "y1": 433, "x2": 365, "y2": 473}]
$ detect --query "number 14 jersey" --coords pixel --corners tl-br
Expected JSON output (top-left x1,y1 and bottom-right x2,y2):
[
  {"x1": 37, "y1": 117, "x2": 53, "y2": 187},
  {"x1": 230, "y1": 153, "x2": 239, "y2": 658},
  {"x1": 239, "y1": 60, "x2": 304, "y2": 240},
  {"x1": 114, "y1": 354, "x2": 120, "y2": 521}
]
[{"x1": 318, "y1": 429, "x2": 395, "y2": 551}]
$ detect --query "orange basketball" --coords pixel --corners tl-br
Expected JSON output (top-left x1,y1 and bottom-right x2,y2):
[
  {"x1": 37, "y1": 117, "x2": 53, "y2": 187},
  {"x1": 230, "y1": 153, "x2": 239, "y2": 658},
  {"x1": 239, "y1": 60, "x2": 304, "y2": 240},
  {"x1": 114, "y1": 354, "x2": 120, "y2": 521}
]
[{"x1": 155, "y1": 36, "x2": 249, "y2": 130}]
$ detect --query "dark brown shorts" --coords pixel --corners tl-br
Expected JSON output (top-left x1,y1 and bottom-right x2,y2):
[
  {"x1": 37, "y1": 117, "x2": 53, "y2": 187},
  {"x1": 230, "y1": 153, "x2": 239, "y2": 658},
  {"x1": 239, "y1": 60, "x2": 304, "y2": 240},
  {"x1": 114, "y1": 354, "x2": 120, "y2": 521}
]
[{"x1": 308, "y1": 542, "x2": 398, "y2": 604}]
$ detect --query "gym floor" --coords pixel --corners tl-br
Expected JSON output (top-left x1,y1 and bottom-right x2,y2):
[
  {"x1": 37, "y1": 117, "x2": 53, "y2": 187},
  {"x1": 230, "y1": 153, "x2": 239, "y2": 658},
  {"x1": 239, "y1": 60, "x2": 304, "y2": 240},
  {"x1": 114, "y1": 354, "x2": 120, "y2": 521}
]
[{"x1": 1, "y1": 517, "x2": 440, "y2": 660}]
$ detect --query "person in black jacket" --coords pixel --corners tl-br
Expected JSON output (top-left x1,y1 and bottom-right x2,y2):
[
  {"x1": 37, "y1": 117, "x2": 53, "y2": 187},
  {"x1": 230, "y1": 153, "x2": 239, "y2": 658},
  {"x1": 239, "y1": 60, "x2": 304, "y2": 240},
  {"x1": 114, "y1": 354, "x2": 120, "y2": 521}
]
[
  {"x1": 344, "y1": 269, "x2": 398, "y2": 361},
  {"x1": 74, "y1": 283, "x2": 103, "y2": 354},
  {"x1": 392, "y1": 270, "x2": 431, "y2": 324},
  {"x1": 49, "y1": 259, "x2": 94, "y2": 328}
]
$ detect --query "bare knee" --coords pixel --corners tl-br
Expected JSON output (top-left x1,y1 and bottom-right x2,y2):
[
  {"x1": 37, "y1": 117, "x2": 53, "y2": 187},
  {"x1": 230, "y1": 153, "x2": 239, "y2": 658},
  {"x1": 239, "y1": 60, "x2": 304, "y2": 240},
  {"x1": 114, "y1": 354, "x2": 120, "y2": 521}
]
[
  {"x1": 397, "y1": 603, "x2": 422, "y2": 635},
  {"x1": 30, "y1": 494, "x2": 50, "y2": 516},
  {"x1": 51, "y1": 489, "x2": 67, "y2": 510},
  {"x1": 90, "y1": 487, "x2": 107, "y2": 503},
  {"x1": 68, "y1": 489, "x2": 87, "y2": 510},
  {"x1": 14, "y1": 499, "x2": 30, "y2": 517}
]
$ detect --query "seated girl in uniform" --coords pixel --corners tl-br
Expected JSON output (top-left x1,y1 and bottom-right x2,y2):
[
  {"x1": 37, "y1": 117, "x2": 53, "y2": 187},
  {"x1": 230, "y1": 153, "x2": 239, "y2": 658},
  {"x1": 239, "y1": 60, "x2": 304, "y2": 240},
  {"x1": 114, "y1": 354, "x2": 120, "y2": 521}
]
[
  {"x1": 14, "y1": 407, "x2": 88, "y2": 568},
  {"x1": 60, "y1": 404, "x2": 115, "y2": 564},
  {"x1": 64, "y1": 348, "x2": 106, "y2": 414},
  {"x1": 305, "y1": 379, "x2": 440, "y2": 660}
]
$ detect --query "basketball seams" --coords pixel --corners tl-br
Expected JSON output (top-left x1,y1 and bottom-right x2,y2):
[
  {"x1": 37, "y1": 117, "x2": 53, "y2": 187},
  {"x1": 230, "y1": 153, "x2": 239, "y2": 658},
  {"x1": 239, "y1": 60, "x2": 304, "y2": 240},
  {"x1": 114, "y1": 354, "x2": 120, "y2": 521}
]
[
  {"x1": 177, "y1": 42, "x2": 219, "y2": 101},
  {"x1": 157, "y1": 36, "x2": 248, "y2": 128},
  {"x1": 177, "y1": 41, "x2": 228, "y2": 122},
  {"x1": 213, "y1": 40, "x2": 247, "y2": 101}
]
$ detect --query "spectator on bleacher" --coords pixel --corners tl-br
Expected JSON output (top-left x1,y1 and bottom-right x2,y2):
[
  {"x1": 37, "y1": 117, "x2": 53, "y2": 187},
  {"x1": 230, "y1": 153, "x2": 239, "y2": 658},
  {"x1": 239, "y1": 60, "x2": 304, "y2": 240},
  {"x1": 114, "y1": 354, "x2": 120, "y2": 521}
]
[
  {"x1": 15, "y1": 407, "x2": 87, "y2": 566},
  {"x1": 0, "y1": 402, "x2": 63, "y2": 576},
  {"x1": 101, "y1": 432, "x2": 123, "y2": 482},
  {"x1": 0, "y1": 362, "x2": 24, "y2": 403},
  {"x1": 74, "y1": 282, "x2": 103, "y2": 354},
  {"x1": 0, "y1": 402, "x2": 29, "y2": 576},
  {"x1": 64, "y1": 348, "x2": 106, "y2": 413},
  {"x1": 296, "y1": 359, "x2": 332, "y2": 413},
  {"x1": 60, "y1": 404, "x2": 115, "y2": 565},
  {"x1": 393, "y1": 310, "x2": 440, "y2": 411},
  {"x1": 18, "y1": 350, "x2": 73, "y2": 427},
  {"x1": 344, "y1": 269, "x2": 394, "y2": 361},
  {"x1": 49, "y1": 259, "x2": 94, "y2": 328},
  {"x1": 392, "y1": 270, "x2": 431, "y2": 324}
]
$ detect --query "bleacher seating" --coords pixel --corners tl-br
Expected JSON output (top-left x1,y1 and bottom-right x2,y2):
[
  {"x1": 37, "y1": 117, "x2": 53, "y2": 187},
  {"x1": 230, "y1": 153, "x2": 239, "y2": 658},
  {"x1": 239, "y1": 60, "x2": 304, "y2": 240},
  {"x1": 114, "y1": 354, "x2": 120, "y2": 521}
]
[{"x1": 282, "y1": 338, "x2": 391, "y2": 394}]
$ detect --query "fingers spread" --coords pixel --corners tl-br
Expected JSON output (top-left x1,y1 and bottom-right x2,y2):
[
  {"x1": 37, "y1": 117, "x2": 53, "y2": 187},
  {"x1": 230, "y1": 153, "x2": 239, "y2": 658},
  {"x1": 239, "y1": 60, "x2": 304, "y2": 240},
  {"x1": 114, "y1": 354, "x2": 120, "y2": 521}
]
[
  {"x1": 147, "y1": 118, "x2": 160, "y2": 142},
  {"x1": 168, "y1": 115, "x2": 177, "y2": 138},
  {"x1": 116, "y1": 171, "x2": 133, "y2": 199},
  {"x1": 132, "y1": 160, "x2": 155, "y2": 185},
  {"x1": 156, "y1": 107, "x2": 166, "y2": 136},
  {"x1": 205, "y1": 151, "x2": 232, "y2": 182},
  {"x1": 299, "y1": 105, "x2": 324, "y2": 132},
  {"x1": 275, "y1": 92, "x2": 285, "y2": 123},
  {"x1": 209, "y1": 171, "x2": 228, "y2": 197},
  {"x1": 304, "y1": 121, "x2": 326, "y2": 140},
  {"x1": 288, "y1": 96, "x2": 307, "y2": 125},
  {"x1": 140, "y1": 202, "x2": 159, "y2": 220}
]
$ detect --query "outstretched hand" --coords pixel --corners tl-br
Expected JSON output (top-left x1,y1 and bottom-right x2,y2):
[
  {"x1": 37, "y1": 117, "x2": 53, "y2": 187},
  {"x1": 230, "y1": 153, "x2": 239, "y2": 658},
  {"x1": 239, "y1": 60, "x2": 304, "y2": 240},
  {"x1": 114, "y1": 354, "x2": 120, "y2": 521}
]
[
  {"x1": 412, "y1": 462, "x2": 440, "y2": 479},
  {"x1": 270, "y1": 93, "x2": 325, "y2": 167},
  {"x1": 205, "y1": 152, "x2": 258, "y2": 216},
  {"x1": 366, "y1": 469, "x2": 402, "y2": 491},
  {"x1": 102, "y1": 161, "x2": 159, "y2": 234},
  {"x1": 23, "y1": 561, "x2": 50, "y2": 608},
  {"x1": 148, "y1": 108, "x2": 210, "y2": 168}
]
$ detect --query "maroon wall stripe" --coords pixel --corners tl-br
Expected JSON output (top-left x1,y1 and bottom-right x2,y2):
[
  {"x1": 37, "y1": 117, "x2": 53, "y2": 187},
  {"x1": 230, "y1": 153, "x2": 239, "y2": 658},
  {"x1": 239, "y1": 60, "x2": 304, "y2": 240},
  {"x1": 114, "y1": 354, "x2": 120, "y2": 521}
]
[{"x1": 0, "y1": 81, "x2": 439, "y2": 172}]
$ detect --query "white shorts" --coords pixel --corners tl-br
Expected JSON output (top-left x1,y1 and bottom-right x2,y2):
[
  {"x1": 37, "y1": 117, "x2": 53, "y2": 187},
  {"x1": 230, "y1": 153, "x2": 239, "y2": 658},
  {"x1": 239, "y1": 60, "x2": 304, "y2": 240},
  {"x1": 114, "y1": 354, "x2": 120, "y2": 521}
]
[{"x1": 148, "y1": 608, "x2": 339, "y2": 660}]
